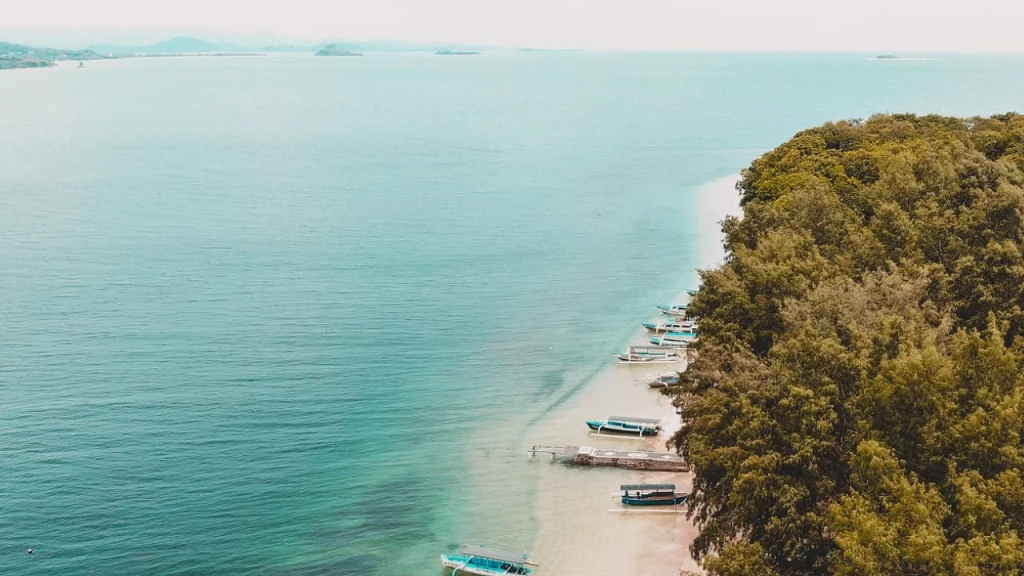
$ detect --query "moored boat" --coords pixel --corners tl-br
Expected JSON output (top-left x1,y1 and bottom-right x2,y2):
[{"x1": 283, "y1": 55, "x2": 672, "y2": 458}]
[
  {"x1": 441, "y1": 546, "x2": 537, "y2": 576},
  {"x1": 646, "y1": 372, "x2": 680, "y2": 388},
  {"x1": 642, "y1": 319, "x2": 697, "y2": 333},
  {"x1": 649, "y1": 331, "x2": 698, "y2": 346},
  {"x1": 657, "y1": 303, "x2": 689, "y2": 317},
  {"x1": 620, "y1": 483, "x2": 688, "y2": 506},
  {"x1": 615, "y1": 349, "x2": 681, "y2": 364},
  {"x1": 586, "y1": 416, "x2": 661, "y2": 436}
]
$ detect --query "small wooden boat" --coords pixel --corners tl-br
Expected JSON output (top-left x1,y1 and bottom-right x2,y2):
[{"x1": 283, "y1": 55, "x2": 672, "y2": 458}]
[
  {"x1": 586, "y1": 416, "x2": 661, "y2": 436},
  {"x1": 642, "y1": 319, "x2": 696, "y2": 333},
  {"x1": 646, "y1": 372, "x2": 680, "y2": 389},
  {"x1": 620, "y1": 483, "x2": 687, "y2": 506},
  {"x1": 441, "y1": 546, "x2": 537, "y2": 576},
  {"x1": 657, "y1": 304, "x2": 689, "y2": 317},
  {"x1": 615, "y1": 350, "x2": 681, "y2": 364},
  {"x1": 649, "y1": 331, "x2": 698, "y2": 346}
]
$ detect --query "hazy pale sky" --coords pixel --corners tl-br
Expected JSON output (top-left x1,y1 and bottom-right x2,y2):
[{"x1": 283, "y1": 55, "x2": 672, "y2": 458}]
[{"x1": 5, "y1": 0, "x2": 1024, "y2": 51}]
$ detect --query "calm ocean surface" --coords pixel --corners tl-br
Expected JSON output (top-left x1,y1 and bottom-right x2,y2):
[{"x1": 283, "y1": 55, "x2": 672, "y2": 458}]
[{"x1": 2, "y1": 52, "x2": 1024, "y2": 575}]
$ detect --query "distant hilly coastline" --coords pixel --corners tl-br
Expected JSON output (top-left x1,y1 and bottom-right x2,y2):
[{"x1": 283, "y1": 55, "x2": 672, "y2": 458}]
[
  {"x1": 315, "y1": 44, "x2": 362, "y2": 57},
  {"x1": 0, "y1": 39, "x2": 262, "y2": 70},
  {"x1": 0, "y1": 41, "x2": 107, "y2": 69},
  {"x1": 84, "y1": 36, "x2": 499, "y2": 55},
  {"x1": 0, "y1": 34, "x2": 576, "y2": 70}
]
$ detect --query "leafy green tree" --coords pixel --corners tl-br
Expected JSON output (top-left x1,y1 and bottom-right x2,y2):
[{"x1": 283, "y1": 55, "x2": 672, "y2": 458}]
[{"x1": 675, "y1": 114, "x2": 1024, "y2": 575}]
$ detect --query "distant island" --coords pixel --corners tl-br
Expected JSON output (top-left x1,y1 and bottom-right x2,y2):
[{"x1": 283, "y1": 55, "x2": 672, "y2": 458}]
[
  {"x1": 315, "y1": 44, "x2": 363, "y2": 57},
  {"x1": 435, "y1": 50, "x2": 480, "y2": 56},
  {"x1": 0, "y1": 41, "x2": 106, "y2": 69},
  {"x1": 876, "y1": 54, "x2": 898, "y2": 59},
  {"x1": 0, "y1": 39, "x2": 269, "y2": 70}
]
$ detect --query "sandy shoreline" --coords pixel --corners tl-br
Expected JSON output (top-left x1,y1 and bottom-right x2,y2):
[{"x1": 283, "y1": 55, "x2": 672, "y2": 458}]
[{"x1": 526, "y1": 175, "x2": 741, "y2": 576}]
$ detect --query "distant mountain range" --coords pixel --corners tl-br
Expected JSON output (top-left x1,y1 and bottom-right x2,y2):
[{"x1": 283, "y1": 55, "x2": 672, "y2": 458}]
[
  {"x1": 0, "y1": 27, "x2": 574, "y2": 54},
  {"x1": 0, "y1": 34, "x2": 521, "y2": 71},
  {"x1": 88, "y1": 36, "x2": 247, "y2": 54},
  {"x1": 84, "y1": 36, "x2": 497, "y2": 55}
]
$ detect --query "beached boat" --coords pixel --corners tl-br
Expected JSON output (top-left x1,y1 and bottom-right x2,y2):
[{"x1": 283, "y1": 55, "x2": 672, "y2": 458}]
[
  {"x1": 642, "y1": 319, "x2": 697, "y2": 333},
  {"x1": 649, "y1": 331, "x2": 698, "y2": 346},
  {"x1": 441, "y1": 546, "x2": 536, "y2": 576},
  {"x1": 586, "y1": 416, "x2": 660, "y2": 436},
  {"x1": 657, "y1": 303, "x2": 689, "y2": 317},
  {"x1": 615, "y1": 349, "x2": 681, "y2": 364},
  {"x1": 620, "y1": 483, "x2": 688, "y2": 506},
  {"x1": 646, "y1": 372, "x2": 680, "y2": 388}
]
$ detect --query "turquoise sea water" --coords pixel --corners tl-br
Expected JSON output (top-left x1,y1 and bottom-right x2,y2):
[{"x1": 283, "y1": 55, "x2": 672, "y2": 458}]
[{"x1": 3, "y1": 52, "x2": 1024, "y2": 575}]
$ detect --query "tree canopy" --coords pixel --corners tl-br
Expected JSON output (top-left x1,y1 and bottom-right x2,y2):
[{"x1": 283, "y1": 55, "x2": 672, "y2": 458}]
[{"x1": 673, "y1": 113, "x2": 1024, "y2": 575}]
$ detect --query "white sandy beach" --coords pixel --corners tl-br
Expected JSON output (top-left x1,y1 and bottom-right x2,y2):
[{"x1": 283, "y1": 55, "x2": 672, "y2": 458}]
[{"x1": 524, "y1": 175, "x2": 742, "y2": 576}]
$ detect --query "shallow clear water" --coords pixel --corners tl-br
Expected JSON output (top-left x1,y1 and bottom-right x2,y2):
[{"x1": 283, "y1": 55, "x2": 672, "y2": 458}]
[{"x1": 2, "y1": 52, "x2": 1024, "y2": 575}]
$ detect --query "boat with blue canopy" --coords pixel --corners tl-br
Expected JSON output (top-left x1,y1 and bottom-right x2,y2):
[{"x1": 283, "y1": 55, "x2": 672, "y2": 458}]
[
  {"x1": 441, "y1": 545, "x2": 537, "y2": 575},
  {"x1": 649, "y1": 331, "x2": 698, "y2": 346},
  {"x1": 586, "y1": 416, "x2": 661, "y2": 436},
  {"x1": 620, "y1": 483, "x2": 687, "y2": 506}
]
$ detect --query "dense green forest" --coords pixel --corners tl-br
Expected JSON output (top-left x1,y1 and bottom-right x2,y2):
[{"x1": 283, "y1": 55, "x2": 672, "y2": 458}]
[{"x1": 674, "y1": 113, "x2": 1024, "y2": 575}]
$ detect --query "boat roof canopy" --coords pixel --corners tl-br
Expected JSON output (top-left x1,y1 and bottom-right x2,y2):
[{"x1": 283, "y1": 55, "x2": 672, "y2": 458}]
[
  {"x1": 461, "y1": 546, "x2": 530, "y2": 564},
  {"x1": 607, "y1": 416, "x2": 661, "y2": 424},
  {"x1": 621, "y1": 483, "x2": 676, "y2": 491}
]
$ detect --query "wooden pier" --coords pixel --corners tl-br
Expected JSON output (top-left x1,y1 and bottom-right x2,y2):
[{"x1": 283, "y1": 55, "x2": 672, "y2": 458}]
[{"x1": 529, "y1": 445, "x2": 690, "y2": 472}]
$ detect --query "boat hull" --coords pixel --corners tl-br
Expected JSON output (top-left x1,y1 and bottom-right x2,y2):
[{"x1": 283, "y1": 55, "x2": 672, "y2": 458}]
[
  {"x1": 649, "y1": 332, "x2": 697, "y2": 346},
  {"x1": 621, "y1": 494, "x2": 688, "y2": 506},
  {"x1": 441, "y1": 555, "x2": 531, "y2": 576},
  {"x1": 616, "y1": 356, "x2": 679, "y2": 364},
  {"x1": 643, "y1": 322, "x2": 692, "y2": 333},
  {"x1": 586, "y1": 420, "x2": 658, "y2": 436}
]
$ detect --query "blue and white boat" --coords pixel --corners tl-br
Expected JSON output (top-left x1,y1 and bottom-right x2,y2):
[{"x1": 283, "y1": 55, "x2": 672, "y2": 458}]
[
  {"x1": 646, "y1": 371, "x2": 680, "y2": 389},
  {"x1": 615, "y1": 348, "x2": 681, "y2": 364},
  {"x1": 620, "y1": 483, "x2": 688, "y2": 506},
  {"x1": 586, "y1": 416, "x2": 660, "y2": 436},
  {"x1": 657, "y1": 303, "x2": 689, "y2": 317},
  {"x1": 649, "y1": 331, "x2": 698, "y2": 346},
  {"x1": 441, "y1": 545, "x2": 537, "y2": 576},
  {"x1": 686, "y1": 288, "x2": 698, "y2": 297},
  {"x1": 642, "y1": 318, "x2": 696, "y2": 333}
]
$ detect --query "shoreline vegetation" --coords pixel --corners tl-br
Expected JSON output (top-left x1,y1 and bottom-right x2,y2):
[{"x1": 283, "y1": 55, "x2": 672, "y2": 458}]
[
  {"x1": 0, "y1": 41, "x2": 106, "y2": 69},
  {"x1": 672, "y1": 113, "x2": 1024, "y2": 575},
  {"x1": 0, "y1": 40, "x2": 263, "y2": 69}
]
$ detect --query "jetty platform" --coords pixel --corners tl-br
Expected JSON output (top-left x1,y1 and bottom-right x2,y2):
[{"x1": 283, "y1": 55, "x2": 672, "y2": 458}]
[{"x1": 529, "y1": 445, "x2": 689, "y2": 472}]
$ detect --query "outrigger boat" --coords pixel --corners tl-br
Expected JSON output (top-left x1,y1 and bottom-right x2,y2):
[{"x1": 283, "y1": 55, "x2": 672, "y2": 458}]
[
  {"x1": 586, "y1": 416, "x2": 661, "y2": 436},
  {"x1": 620, "y1": 483, "x2": 688, "y2": 506},
  {"x1": 657, "y1": 303, "x2": 689, "y2": 317},
  {"x1": 642, "y1": 318, "x2": 697, "y2": 333},
  {"x1": 441, "y1": 545, "x2": 537, "y2": 576},
  {"x1": 615, "y1": 348, "x2": 681, "y2": 364},
  {"x1": 649, "y1": 331, "x2": 698, "y2": 346},
  {"x1": 645, "y1": 372, "x2": 680, "y2": 389}
]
